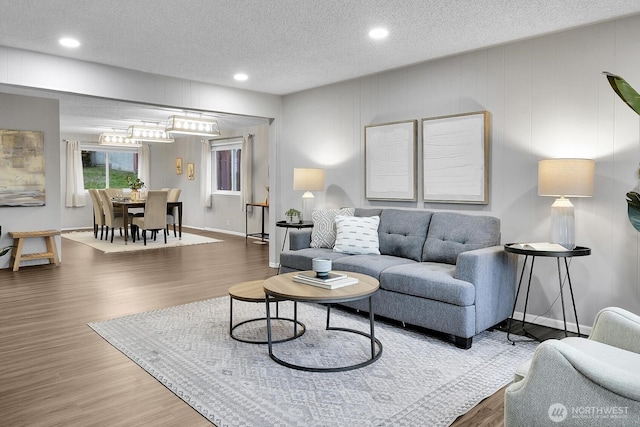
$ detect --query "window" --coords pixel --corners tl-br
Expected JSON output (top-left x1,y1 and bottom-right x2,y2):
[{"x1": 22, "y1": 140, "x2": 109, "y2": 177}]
[
  {"x1": 82, "y1": 148, "x2": 139, "y2": 189},
  {"x1": 211, "y1": 141, "x2": 242, "y2": 194}
]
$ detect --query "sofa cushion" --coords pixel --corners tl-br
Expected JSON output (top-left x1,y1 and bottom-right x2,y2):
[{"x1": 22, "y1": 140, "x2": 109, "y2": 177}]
[
  {"x1": 381, "y1": 263, "x2": 475, "y2": 306},
  {"x1": 332, "y1": 254, "x2": 415, "y2": 280},
  {"x1": 378, "y1": 209, "x2": 432, "y2": 261},
  {"x1": 423, "y1": 212, "x2": 500, "y2": 264},
  {"x1": 333, "y1": 215, "x2": 380, "y2": 255},
  {"x1": 279, "y1": 248, "x2": 351, "y2": 271},
  {"x1": 310, "y1": 207, "x2": 355, "y2": 248}
]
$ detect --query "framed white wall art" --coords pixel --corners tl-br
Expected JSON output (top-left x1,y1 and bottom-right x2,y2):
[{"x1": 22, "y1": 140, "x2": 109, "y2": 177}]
[
  {"x1": 364, "y1": 120, "x2": 417, "y2": 201},
  {"x1": 422, "y1": 111, "x2": 489, "y2": 204}
]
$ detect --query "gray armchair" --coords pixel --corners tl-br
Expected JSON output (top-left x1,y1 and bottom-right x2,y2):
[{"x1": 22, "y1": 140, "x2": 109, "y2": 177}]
[{"x1": 504, "y1": 307, "x2": 640, "y2": 426}]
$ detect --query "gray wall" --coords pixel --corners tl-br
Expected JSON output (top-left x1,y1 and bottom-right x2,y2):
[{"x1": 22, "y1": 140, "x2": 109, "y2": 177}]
[
  {"x1": 278, "y1": 14, "x2": 640, "y2": 330},
  {"x1": 0, "y1": 93, "x2": 61, "y2": 268}
]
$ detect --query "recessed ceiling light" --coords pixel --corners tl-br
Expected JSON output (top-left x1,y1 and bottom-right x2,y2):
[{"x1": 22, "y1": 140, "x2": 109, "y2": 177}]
[
  {"x1": 368, "y1": 28, "x2": 389, "y2": 40},
  {"x1": 234, "y1": 73, "x2": 248, "y2": 81},
  {"x1": 59, "y1": 37, "x2": 80, "y2": 48}
]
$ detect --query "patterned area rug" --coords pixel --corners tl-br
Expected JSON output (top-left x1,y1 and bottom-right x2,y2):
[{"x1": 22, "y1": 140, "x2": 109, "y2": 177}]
[
  {"x1": 62, "y1": 231, "x2": 222, "y2": 253},
  {"x1": 89, "y1": 297, "x2": 537, "y2": 426}
]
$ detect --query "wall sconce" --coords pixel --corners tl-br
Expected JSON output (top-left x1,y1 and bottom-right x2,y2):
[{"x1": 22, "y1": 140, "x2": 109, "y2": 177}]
[
  {"x1": 538, "y1": 158, "x2": 595, "y2": 249},
  {"x1": 166, "y1": 115, "x2": 220, "y2": 137},
  {"x1": 127, "y1": 125, "x2": 174, "y2": 143},
  {"x1": 293, "y1": 168, "x2": 325, "y2": 221}
]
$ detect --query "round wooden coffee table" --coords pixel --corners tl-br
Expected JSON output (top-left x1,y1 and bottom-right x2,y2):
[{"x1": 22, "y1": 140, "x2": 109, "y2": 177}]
[
  {"x1": 228, "y1": 280, "x2": 305, "y2": 344},
  {"x1": 263, "y1": 271, "x2": 382, "y2": 372}
]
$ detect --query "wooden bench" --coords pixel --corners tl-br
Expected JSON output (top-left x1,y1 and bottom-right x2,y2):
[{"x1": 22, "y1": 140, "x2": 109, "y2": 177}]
[{"x1": 9, "y1": 230, "x2": 61, "y2": 272}]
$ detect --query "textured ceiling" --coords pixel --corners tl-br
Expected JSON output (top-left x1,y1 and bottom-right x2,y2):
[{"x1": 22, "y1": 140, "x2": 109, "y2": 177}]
[{"x1": 1, "y1": 0, "x2": 639, "y2": 136}]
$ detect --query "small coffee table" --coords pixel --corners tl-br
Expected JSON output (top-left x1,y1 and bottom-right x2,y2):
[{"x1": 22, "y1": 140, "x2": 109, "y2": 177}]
[
  {"x1": 228, "y1": 280, "x2": 305, "y2": 344},
  {"x1": 263, "y1": 271, "x2": 382, "y2": 372}
]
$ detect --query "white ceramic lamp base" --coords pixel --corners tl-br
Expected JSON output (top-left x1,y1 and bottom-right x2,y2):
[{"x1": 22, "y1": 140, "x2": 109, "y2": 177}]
[
  {"x1": 550, "y1": 197, "x2": 575, "y2": 249},
  {"x1": 301, "y1": 192, "x2": 314, "y2": 222}
]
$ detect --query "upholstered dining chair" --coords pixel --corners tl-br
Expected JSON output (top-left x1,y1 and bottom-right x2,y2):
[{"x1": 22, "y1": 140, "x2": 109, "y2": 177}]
[
  {"x1": 132, "y1": 190, "x2": 169, "y2": 245},
  {"x1": 98, "y1": 189, "x2": 130, "y2": 243},
  {"x1": 88, "y1": 188, "x2": 105, "y2": 240},
  {"x1": 166, "y1": 188, "x2": 182, "y2": 237}
]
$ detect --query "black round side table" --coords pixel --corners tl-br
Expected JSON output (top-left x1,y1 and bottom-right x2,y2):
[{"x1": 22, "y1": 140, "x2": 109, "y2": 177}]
[
  {"x1": 276, "y1": 220, "x2": 313, "y2": 252},
  {"x1": 504, "y1": 243, "x2": 591, "y2": 344}
]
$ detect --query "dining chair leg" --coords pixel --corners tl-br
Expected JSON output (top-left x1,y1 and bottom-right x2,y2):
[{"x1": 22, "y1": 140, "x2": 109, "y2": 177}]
[
  {"x1": 142, "y1": 230, "x2": 147, "y2": 246},
  {"x1": 164, "y1": 229, "x2": 167, "y2": 244}
]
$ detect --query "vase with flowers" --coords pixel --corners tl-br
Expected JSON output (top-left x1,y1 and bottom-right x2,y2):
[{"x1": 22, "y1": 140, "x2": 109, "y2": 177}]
[{"x1": 127, "y1": 176, "x2": 145, "y2": 201}]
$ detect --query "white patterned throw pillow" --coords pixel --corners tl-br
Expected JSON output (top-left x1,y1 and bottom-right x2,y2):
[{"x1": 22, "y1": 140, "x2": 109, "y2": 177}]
[
  {"x1": 310, "y1": 208, "x2": 355, "y2": 248},
  {"x1": 333, "y1": 215, "x2": 381, "y2": 255}
]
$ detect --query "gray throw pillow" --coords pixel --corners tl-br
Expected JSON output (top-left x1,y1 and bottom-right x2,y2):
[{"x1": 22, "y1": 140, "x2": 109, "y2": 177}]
[{"x1": 310, "y1": 207, "x2": 355, "y2": 248}]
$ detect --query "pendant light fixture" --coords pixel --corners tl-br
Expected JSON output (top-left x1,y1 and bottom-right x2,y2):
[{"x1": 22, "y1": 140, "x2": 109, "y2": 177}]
[{"x1": 166, "y1": 115, "x2": 220, "y2": 137}]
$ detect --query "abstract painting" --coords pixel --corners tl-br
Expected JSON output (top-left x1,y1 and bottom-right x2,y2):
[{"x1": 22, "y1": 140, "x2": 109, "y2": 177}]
[{"x1": 0, "y1": 129, "x2": 46, "y2": 207}]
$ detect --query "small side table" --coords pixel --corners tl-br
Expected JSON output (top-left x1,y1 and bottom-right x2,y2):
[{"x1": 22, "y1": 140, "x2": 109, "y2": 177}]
[
  {"x1": 228, "y1": 280, "x2": 305, "y2": 344},
  {"x1": 504, "y1": 243, "x2": 591, "y2": 344},
  {"x1": 276, "y1": 220, "x2": 313, "y2": 252}
]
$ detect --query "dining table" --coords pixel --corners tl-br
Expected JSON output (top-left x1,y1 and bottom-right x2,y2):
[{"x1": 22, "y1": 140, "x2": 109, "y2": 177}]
[{"x1": 111, "y1": 199, "x2": 183, "y2": 244}]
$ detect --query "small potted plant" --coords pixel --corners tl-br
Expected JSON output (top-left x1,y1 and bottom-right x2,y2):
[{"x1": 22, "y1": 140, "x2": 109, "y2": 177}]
[
  {"x1": 285, "y1": 208, "x2": 302, "y2": 224},
  {"x1": 0, "y1": 227, "x2": 12, "y2": 257},
  {"x1": 127, "y1": 176, "x2": 145, "y2": 201},
  {"x1": 0, "y1": 246, "x2": 11, "y2": 257}
]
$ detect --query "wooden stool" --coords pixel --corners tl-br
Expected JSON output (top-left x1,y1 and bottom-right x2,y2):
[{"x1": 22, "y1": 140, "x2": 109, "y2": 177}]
[
  {"x1": 228, "y1": 280, "x2": 305, "y2": 344},
  {"x1": 9, "y1": 230, "x2": 61, "y2": 272}
]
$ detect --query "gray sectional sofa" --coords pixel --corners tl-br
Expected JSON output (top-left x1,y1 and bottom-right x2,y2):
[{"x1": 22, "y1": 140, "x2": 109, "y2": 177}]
[{"x1": 279, "y1": 208, "x2": 517, "y2": 349}]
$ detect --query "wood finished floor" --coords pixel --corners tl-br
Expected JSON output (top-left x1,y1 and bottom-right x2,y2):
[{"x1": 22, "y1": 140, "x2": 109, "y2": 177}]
[{"x1": 0, "y1": 229, "x2": 561, "y2": 426}]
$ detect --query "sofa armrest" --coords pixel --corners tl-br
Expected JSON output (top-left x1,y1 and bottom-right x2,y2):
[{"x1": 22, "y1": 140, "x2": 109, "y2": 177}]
[
  {"x1": 289, "y1": 229, "x2": 312, "y2": 250},
  {"x1": 454, "y1": 246, "x2": 518, "y2": 333},
  {"x1": 590, "y1": 307, "x2": 640, "y2": 354}
]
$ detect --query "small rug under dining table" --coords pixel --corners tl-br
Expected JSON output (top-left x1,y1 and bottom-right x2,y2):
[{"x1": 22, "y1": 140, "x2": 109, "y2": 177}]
[
  {"x1": 89, "y1": 296, "x2": 537, "y2": 426},
  {"x1": 63, "y1": 231, "x2": 222, "y2": 253}
]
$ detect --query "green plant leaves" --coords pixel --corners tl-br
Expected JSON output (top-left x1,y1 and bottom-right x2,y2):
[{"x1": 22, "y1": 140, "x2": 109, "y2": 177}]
[
  {"x1": 0, "y1": 246, "x2": 12, "y2": 257},
  {"x1": 604, "y1": 72, "x2": 640, "y2": 116},
  {"x1": 627, "y1": 192, "x2": 640, "y2": 232}
]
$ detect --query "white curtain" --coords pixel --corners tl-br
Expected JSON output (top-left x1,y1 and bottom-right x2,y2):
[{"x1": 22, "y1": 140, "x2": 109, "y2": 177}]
[
  {"x1": 65, "y1": 140, "x2": 86, "y2": 207},
  {"x1": 200, "y1": 140, "x2": 212, "y2": 207},
  {"x1": 137, "y1": 144, "x2": 150, "y2": 189},
  {"x1": 241, "y1": 135, "x2": 253, "y2": 211}
]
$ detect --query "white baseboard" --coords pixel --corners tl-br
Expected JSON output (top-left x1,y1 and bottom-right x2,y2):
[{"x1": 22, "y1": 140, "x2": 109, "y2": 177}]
[
  {"x1": 203, "y1": 226, "x2": 246, "y2": 238},
  {"x1": 511, "y1": 311, "x2": 592, "y2": 336}
]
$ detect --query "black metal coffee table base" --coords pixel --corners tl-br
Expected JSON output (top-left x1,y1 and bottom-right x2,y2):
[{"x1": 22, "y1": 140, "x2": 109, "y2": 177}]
[
  {"x1": 266, "y1": 297, "x2": 383, "y2": 373},
  {"x1": 228, "y1": 280, "x2": 306, "y2": 344},
  {"x1": 230, "y1": 298, "x2": 305, "y2": 344}
]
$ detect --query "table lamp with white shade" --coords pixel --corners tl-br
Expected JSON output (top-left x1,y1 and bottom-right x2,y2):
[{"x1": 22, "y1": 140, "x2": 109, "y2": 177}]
[
  {"x1": 293, "y1": 168, "x2": 325, "y2": 221},
  {"x1": 538, "y1": 158, "x2": 595, "y2": 249}
]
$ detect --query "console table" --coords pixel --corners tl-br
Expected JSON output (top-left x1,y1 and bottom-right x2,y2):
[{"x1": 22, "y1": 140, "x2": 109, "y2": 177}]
[
  {"x1": 245, "y1": 202, "x2": 269, "y2": 244},
  {"x1": 504, "y1": 243, "x2": 591, "y2": 344}
]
